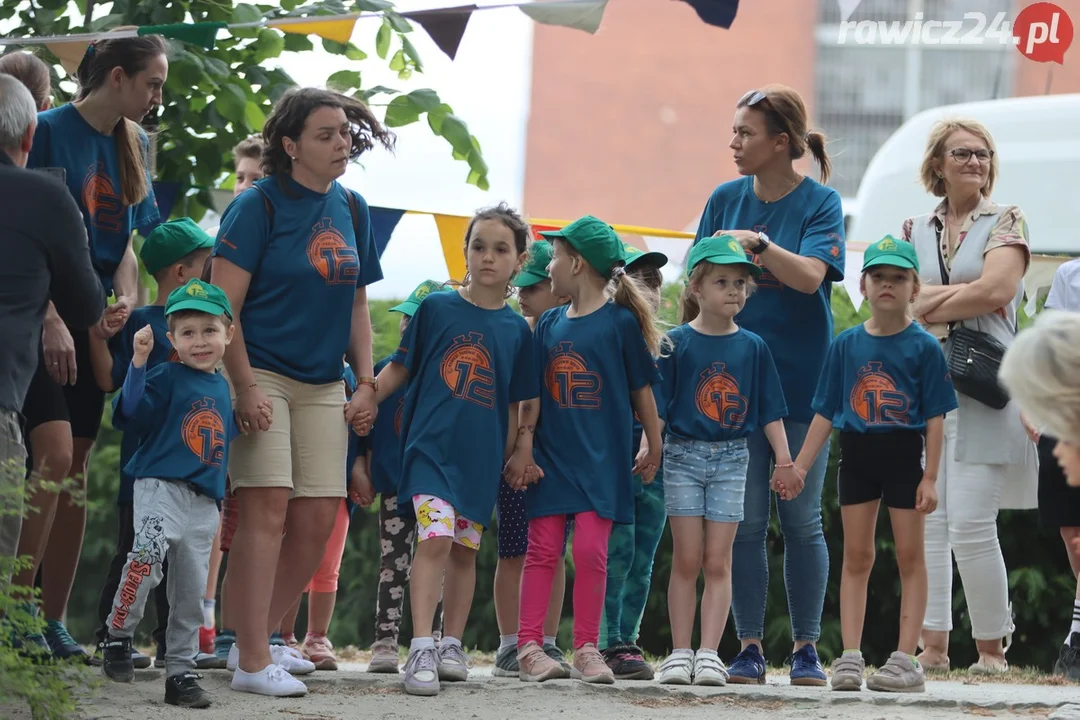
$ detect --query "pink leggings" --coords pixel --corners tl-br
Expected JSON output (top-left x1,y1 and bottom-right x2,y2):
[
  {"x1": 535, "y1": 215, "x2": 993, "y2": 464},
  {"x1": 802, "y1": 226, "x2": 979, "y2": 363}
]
[
  {"x1": 306, "y1": 499, "x2": 350, "y2": 594},
  {"x1": 519, "y1": 512, "x2": 612, "y2": 649}
]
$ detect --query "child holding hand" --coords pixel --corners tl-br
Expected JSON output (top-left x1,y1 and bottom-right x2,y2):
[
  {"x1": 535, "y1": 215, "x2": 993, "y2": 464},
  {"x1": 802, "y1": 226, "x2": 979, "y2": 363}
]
[{"x1": 789, "y1": 237, "x2": 956, "y2": 693}]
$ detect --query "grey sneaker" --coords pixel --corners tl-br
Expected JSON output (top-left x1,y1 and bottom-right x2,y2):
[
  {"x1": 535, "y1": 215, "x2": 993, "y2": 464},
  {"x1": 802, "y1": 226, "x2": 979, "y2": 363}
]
[
  {"x1": 866, "y1": 651, "x2": 925, "y2": 693},
  {"x1": 436, "y1": 642, "x2": 472, "y2": 682},
  {"x1": 493, "y1": 644, "x2": 520, "y2": 678},
  {"x1": 542, "y1": 642, "x2": 573, "y2": 674},
  {"x1": 403, "y1": 646, "x2": 440, "y2": 696},
  {"x1": 829, "y1": 650, "x2": 865, "y2": 691},
  {"x1": 368, "y1": 642, "x2": 400, "y2": 674}
]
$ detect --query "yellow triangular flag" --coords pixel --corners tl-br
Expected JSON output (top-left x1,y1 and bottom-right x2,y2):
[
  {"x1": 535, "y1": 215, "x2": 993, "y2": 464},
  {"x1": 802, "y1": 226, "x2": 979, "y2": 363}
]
[
  {"x1": 272, "y1": 17, "x2": 357, "y2": 44},
  {"x1": 46, "y1": 40, "x2": 91, "y2": 75},
  {"x1": 433, "y1": 214, "x2": 470, "y2": 282}
]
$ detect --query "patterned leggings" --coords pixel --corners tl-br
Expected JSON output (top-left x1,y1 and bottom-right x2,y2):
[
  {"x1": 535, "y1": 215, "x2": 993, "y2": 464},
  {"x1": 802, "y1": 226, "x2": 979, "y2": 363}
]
[{"x1": 373, "y1": 493, "x2": 443, "y2": 646}]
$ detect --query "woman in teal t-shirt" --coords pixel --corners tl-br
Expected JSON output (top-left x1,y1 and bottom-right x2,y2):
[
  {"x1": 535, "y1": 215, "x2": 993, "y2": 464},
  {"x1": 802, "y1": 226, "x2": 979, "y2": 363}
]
[
  {"x1": 692, "y1": 84, "x2": 845, "y2": 687},
  {"x1": 211, "y1": 87, "x2": 392, "y2": 698}
]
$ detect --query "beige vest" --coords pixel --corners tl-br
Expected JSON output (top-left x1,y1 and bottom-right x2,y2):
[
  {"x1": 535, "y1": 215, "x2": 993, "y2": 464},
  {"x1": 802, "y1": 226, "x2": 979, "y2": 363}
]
[{"x1": 908, "y1": 211, "x2": 1037, "y2": 509}]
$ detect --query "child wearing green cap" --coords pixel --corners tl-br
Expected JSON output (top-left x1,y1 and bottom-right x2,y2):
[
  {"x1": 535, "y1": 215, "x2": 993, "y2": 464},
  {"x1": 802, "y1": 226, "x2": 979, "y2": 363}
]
[
  {"x1": 598, "y1": 244, "x2": 670, "y2": 680},
  {"x1": 514, "y1": 215, "x2": 664, "y2": 684},
  {"x1": 489, "y1": 242, "x2": 573, "y2": 678},
  {"x1": 655, "y1": 234, "x2": 793, "y2": 686},
  {"x1": 88, "y1": 217, "x2": 215, "y2": 668},
  {"x1": 792, "y1": 235, "x2": 957, "y2": 693},
  {"x1": 366, "y1": 279, "x2": 450, "y2": 674},
  {"x1": 101, "y1": 279, "x2": 268, "y2": 707},
  {"x1": 364, "y1": 204, "x2": 539, "y2": 697}
]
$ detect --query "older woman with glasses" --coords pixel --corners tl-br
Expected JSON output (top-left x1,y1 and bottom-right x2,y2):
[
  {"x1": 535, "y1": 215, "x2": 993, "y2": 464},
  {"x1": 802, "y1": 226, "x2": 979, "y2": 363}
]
[{"x1": 902, "y1": 118, "x2": 1036, "y2": 675}]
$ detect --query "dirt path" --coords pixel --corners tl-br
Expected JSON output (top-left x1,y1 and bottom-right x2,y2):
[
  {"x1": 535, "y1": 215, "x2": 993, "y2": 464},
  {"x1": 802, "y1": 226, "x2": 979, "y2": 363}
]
[{"x1": 19, "y1": 663, "x2": 1075, "y2": 720}]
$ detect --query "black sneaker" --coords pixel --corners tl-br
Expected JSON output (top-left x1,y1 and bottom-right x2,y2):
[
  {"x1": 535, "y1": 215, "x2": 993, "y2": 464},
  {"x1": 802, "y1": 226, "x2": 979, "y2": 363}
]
[
  {"x1": 102, "y1": 635, "x2": 135, "y2": 683},
  {"x1": 492, "y1": 644, "x2": 520, "y2": 677},
  {"x1": 1054, "y1": 632, "x2": 1080, "y2": 681},
  {"x1": 155, "y1": 641, "x2": 166, "y2": 669},
  {"x1": 602, "y1": 644, "x2": 654, "y2": 680},
  {"x1": 165, "y1": 672, "x2": 212, "y2": 708},
  {"x1": 44, "y1": 620, "x2": 91, "y2": 664}
]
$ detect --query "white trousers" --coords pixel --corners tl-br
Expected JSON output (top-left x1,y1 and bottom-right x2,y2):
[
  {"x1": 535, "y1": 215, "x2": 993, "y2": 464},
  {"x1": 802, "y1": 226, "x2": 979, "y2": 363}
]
[{"x1": 923, "y1": 413, "x2": 1014, "y2": 641}]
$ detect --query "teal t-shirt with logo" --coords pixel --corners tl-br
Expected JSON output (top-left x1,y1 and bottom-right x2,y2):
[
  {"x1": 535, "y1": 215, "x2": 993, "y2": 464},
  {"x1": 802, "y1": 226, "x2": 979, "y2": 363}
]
[
  {"x1": 112, "y1": 362, "x2": 235, "y2": 500},
  {"x1": 529, "y1": 303, "x2": 661, "y2": 524},
  {"x1": 811, "y1": 323, "x2": 958, "y2": 433},
  {"x1": 392, "y1": 291, "x2": 537, "y2": 527},
  {"x1": 658, "y1": 324, "x2": 787, "y2": 442},
  {"x1": 213, "y1": 176, "x2": 383, "y2": 384},
  {"x1": 370, "y1": 356, "x2": 408, "y2": 495},
  {"x1": 694, "y1": 176, "x2": 845, "y2": 423},
  {"x1": 28, "y1": 104, "x2": 160, "y2": 295}
]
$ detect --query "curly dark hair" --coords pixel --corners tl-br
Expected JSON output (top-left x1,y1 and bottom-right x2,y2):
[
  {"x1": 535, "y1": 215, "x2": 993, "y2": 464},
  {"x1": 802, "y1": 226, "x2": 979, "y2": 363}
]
[
  {"x1": 461, "y1": 202, "x2": 532, "y2": 298},
  {"x1": 261, "y1": 87, "x2": 395, "y2": 178}
]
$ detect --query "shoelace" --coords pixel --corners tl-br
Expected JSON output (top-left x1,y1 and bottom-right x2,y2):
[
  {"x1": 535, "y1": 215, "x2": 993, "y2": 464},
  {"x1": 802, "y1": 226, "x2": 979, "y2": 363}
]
[
  {"x1": 577, "y1": 648, "x2": 608, "y2": 672},
  {"x1": 410, "y1": 647, "x2": 437, "y2": 672},
  {"x1": 440, "y1": 643, "x2": 474, "y2": 669},
  {"x1": 265, "y1": 664, "x2": 293, "y2": 682},
  {"x1": 522, "y1": 645, "x2": 550, "y2": 668}
]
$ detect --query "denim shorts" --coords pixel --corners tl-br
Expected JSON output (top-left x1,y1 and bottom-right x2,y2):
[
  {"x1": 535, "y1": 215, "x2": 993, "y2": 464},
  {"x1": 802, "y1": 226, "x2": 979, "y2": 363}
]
[{"x1": 662, "y1": 434, "x2": 750, "y2": 523}]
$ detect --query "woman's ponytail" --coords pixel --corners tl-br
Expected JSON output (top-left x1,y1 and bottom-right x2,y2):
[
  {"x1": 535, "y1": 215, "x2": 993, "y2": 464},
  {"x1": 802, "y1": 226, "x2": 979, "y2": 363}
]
[
  {"x1": 612, "y1": 268, "x2": 666, "y2": 356},
  {"x1": 114, "y1": 118, "x2": 150, "y2": 207},
  {"x1": 805, "y1": 130, "x2": 831, "y2": 185}
]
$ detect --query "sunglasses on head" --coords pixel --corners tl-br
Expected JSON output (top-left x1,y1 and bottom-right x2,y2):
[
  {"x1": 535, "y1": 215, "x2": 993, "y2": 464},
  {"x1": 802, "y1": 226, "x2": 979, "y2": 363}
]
[{"x1": 739, "y1": 90, "x2": 768, "y2": 107}]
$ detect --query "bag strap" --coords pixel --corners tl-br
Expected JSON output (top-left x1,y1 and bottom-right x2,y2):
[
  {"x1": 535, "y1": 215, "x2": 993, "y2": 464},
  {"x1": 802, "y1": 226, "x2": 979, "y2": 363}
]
[
  {"x1": 346, "y1": 189, "x2": 362, "y2": 245},
  {"x1": 253, "y1": 184, "x2": 275, "y2": 234}
]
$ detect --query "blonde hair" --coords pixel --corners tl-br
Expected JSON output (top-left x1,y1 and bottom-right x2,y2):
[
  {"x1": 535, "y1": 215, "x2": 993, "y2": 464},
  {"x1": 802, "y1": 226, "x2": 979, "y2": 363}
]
[
  {"x1": 737, "y1": 84, "x2": 832, "y2": 184},
  {"x1": 919, "y1": 118, "x2": 999, "y2": 198},
  {"x1": 679, "y1": 262, "x2": 757, "y2": 325},
  {"x1": 999, "y1": 310, "x2": 1080, "y2": 444}
]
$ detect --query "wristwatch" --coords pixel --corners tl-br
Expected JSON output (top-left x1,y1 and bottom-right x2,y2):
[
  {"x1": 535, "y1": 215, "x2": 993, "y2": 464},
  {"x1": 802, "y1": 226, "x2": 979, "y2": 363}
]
[
  {"x1": 751, "y1": 231, "x2": 771, "y2": 254},
  {"x1": 357, "y1": 376, "x2": 378, "y2": 392}
]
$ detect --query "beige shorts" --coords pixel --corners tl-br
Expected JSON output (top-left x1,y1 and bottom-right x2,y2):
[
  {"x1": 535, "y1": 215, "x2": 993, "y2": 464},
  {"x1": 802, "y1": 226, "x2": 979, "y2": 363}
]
[{"x1": 227, "y1": 367, "x2": 347, "y2": 499}]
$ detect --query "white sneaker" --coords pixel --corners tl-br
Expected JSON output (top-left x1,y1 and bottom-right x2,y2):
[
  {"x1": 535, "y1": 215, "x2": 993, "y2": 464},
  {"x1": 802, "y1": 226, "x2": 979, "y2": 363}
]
[
  {"x1": 231, "y1": 663, "x2": 307, "y2": 697},
  {"x1": 656, "y1": 650, "x2": 694, "y2": 685},
  {"x1": 227, "y1": 643, "x2": 316, "y2": 675},
  {"x1": 692, "y1": 650, "x2": 728, "y2": 686}
]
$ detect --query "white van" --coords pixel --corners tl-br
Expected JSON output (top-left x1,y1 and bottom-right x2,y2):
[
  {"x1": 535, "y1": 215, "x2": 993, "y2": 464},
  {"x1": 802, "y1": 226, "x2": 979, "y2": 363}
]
[{"x1": 844, "y1": 93, "x2": 1080, "y2": 304}]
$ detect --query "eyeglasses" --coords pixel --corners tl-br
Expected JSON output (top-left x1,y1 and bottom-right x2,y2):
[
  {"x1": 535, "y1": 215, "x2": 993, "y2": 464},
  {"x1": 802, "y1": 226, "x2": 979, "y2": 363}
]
[{"x1": 948, "y1": 147, "x2": 994, "y2": 163}]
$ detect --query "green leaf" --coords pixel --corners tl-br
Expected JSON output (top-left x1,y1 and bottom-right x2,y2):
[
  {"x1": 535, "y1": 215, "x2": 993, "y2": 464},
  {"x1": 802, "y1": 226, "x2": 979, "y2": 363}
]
[
  {"x1": 216, "y1": 83, "x2": 249, "y2": 125},
  {"x1": 244, "y1": 101, "x2": 267, "y2": 130},
  {"x1": 327, "y1": 69, "x2": 363, "y2": 92},
  {"x1": 438, "y1": 114, "x2": 472, "y2": 154},
  {"x1": 384, "y1": 10, "x2": 412, "y2": 33},
  {"x1": 401, "y1": 34, "x2": 423, "y2": 72},
  {"x1": 204, "y1": 57, "x2": 230, "y2": 80},
  {"x1": 231, "y1": 3, "x2": 264, "y2": 24},
  {"x1": 344, "y1": 43, "x2": 368, "y2": 61},
  {"x1": 365, "y1": 85, "x2": 400, "y2": 97},
  {"x1": 426, "y1": 103, "x2": 453, "y2": 134},
  {"x1": 467, "y1": 169, "x2": 490, "y2": 191},
  {"x1": 384, "y1": 94, "x2": 421, "y2": 127},
  {"x1": 281, "y1": 0, "x2": 302, "y2": 9},
  {"x1": 388, "y1": 49, "x2": 406, "y2": 72},
  {"x1": 282, "y1": 33, "x2": 314, "y2": 52},
  {"x1": 375, "y1": 20, "x2": 391, "y2": 59},
  {"x1": 353, "y1": 0, "x2": 393, "y2": 10},
  {"x1": 405, "y1": 89, "x2": 442, "y2": 113},
  {"x1": 252, "y1": 29, "x2": 285, "y2": 61}
]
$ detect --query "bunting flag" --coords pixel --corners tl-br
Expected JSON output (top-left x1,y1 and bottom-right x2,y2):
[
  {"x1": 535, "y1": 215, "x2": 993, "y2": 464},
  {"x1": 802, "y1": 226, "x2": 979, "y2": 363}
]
[
  {"x1": 137, "y1": 21, "x2": 226, "y2": 49},
  {"x1": 270, "y1": 16, "x2": 359, "y2": 45},
  {"x1": 432, "y1": 214, "x2": 471, "y2": 281},
  {"x1": 369, "y1": 206, "x2": 406, "y2": 257},
  {"x1": 45, "y1": 41, "x2": 91, "y2": 75},
  {"x1": 518, "y1": 0, "x2": 609, "y2": 33},
  {"x1": 406, "y1": 5, "x2": 476, "y2": 61},
  {"x1": 679, "y1": 0, "x2": 740, "y2": 28}
]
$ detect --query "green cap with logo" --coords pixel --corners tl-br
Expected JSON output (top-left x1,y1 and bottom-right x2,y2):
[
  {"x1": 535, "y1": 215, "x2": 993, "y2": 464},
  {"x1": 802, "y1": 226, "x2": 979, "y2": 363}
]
[
  {"x1": 539, "y1": 215, "x2": 625, "y2": 279},
  {"x1": 140, "y1": 218, "x2": 215, "y2": 276},
  {"x1": 389, "y1": 279, "x2": 448, "y2": 317},
  {"x1": 623, "y1": 242, "x2": 669, "y2": 270},
  {"x1": 862, "y1": 235, "x2": 920, "y2": 272},
  {"x1": 685, "y1": 234, "x2": 762, "y2": 278},
  {"x1": 512, "y1": 241, "x2": 554, "y2": 288},
  {"x1": 165, "y1": 279, "x2": 233, "y2": 319}
]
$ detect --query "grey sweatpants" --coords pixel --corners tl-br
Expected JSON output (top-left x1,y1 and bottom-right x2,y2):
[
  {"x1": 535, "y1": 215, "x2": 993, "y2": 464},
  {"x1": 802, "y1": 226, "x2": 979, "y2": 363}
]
[
  {"x1": 106, "y1": 478, "x2": 218, "y2": 677},
  {"x1": 0, "y1": 409, "x2": 28, "y2": 590}
]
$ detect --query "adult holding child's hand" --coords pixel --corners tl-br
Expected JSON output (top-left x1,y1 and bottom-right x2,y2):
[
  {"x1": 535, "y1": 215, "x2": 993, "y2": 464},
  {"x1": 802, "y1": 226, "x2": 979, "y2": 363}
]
[{"x1": 210, "y1": 87, "x2": 392, "y2": 697}]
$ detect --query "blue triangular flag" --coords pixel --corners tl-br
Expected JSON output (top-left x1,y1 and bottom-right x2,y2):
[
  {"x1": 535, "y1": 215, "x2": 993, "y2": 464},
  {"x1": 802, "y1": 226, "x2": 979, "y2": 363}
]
[
  {"x1": 370, "y1": 206, "x2": 406, "y2": 257},
  {"x1": 681, "y1": 0, "x2": 739, "y2": 29}
]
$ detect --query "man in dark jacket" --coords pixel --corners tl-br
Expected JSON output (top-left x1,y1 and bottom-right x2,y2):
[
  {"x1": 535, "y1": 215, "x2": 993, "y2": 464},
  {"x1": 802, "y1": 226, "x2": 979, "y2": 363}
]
[{"x1": 0, "y1": 73, "x2": 104, "y2": 584}]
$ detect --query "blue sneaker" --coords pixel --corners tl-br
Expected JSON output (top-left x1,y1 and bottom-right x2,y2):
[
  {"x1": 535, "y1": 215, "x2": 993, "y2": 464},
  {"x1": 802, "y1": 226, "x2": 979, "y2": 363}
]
[
  {"x1": 270, "y1": 632, "x2": 286, "y2": 647},
  {"x1": 44, "y1": 620, "x2": 91, "y2": 664},
  {"x1": 214, "y1": 629, "x2": 236, "y2": 662},
  {"x1": 726, "y1": 644, "x2": 766, "y2": 684},
  {"x1": 789, "y1": 644, "x2": 827, "y2": 686}
]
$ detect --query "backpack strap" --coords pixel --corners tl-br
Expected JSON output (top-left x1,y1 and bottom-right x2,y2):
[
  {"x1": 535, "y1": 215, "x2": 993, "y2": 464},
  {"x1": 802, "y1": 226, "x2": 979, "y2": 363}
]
[
  {"x1": 346, "y1": 189, "x2": 362, "y2": 245},
  {"x1": 252, "y1": 184, "x2": 274, "y2": 234}
]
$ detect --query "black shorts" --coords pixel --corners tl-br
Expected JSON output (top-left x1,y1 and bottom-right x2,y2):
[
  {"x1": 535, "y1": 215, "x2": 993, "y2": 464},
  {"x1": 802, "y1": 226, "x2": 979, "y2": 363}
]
[
  {"x1": 838, "y1": 430, "x2": 925, "y2": 510},
  {"x1": 21, "y1": 327, "x2": 105, "y2": 440},
  {"x1": 1037, "y1": 435, "x2": 1080, "y2": 528}
]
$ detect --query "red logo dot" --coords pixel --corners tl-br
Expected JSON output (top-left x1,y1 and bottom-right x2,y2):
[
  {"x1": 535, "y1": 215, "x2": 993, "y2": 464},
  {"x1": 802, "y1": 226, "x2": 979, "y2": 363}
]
[{"x1": 1013, "y1": 2, "x2": 1074, "y2": 64}]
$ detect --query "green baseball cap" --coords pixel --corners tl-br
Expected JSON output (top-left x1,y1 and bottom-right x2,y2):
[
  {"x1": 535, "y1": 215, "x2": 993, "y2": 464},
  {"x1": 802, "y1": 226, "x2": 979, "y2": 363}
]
[
  {"x1": 863, "y1": 235, "x2": 920, "y2": 272},
  {"x1": 389, "y1": 279, "x2": 448, "y2": 317},
  {"x1": 539, "y1": 215, "x2": 625, "y2": 279},
  {"x1": 512, "y1": 241, "x2": 554, "y2": 288},
  {"x1": 165, "y1": 279, "x2": 233, "y2": 320},
  {"x1": 686, "y1": 234, "x2": 761, "y2": 278},
  {"x1": 140, "y1": 218, "x2": 215, "y2": 276},
  {"x1": 623, "y1": 242, "x2": 669, "y2": 270}
]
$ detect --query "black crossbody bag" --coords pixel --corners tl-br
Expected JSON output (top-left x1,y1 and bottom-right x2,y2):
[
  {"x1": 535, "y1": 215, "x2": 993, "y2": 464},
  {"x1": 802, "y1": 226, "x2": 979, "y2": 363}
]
[{"x1": 936, "y1": 239, "x2": 1011, "y2": 410}]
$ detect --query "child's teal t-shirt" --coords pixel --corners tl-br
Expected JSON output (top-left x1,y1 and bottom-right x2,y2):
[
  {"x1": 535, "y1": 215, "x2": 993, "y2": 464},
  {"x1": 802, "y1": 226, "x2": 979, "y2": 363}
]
[
  {"x1": 811, "y1": 323, "x2": 958, "y2": 433},
  {"x1": 658, "y1": 325, "x2": 787, "y2": 442},
  {"x1": 369, "y1": 356, "x2": 407, "y2": 495},
  {"x1": 212, "y1": 176, "x2": 383, "y2": 384}
]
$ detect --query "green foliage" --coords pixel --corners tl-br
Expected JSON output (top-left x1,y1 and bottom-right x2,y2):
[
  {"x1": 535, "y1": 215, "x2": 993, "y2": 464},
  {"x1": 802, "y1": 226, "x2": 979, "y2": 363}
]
[
  {"x1": 1, "y1": 460, "x2": 94, "y2": 720},
  {"x1": 3, "y1": 0, "x2": 490, "y2": 217}
]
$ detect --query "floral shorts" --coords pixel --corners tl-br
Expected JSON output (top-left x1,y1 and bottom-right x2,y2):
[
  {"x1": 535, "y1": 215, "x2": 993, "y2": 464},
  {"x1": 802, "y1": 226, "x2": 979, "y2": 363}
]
[{"x1": 412, "y1": 494, "x2": 484, "y2": 549}]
